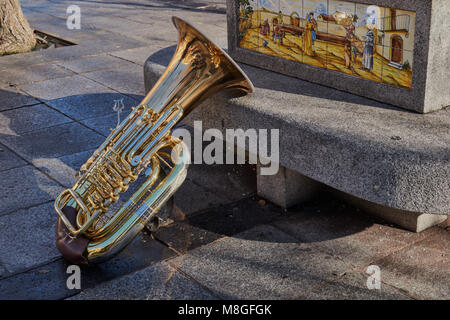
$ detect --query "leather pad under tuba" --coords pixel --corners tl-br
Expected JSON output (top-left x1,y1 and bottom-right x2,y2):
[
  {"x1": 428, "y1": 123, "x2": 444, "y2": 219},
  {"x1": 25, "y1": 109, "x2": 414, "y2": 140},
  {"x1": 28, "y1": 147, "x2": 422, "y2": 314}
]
[{"x1": 56, "y1": 206, "x2": 89, "y2": 265}]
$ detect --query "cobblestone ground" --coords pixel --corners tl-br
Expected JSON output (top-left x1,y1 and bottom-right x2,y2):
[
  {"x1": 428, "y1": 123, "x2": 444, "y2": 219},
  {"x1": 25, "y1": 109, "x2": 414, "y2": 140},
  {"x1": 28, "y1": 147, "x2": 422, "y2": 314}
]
[{"x1": 0, "y1": 0, "x2": 448, "y2": 300}]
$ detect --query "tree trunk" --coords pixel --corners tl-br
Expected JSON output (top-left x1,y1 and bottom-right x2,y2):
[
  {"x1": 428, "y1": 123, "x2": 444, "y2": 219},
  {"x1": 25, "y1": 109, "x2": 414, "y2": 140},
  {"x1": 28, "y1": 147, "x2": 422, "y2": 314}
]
[{"x1": 0, "y1": 0, "x2": 36, "y2": 55}]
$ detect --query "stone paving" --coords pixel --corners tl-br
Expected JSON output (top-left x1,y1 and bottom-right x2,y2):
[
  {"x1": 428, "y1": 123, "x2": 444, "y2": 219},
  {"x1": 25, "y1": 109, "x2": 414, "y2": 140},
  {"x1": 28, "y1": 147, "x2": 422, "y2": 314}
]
[{"x1": 0, "y1": 0, "x2": 448, "y2": 300}]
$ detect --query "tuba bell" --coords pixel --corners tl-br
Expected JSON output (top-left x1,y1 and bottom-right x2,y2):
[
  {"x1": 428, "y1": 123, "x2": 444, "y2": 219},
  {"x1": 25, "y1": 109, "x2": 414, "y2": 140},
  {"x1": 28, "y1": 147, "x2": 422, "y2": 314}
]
[{"x1": 54, "y1": 16, "x2": 254, "y2": 264}]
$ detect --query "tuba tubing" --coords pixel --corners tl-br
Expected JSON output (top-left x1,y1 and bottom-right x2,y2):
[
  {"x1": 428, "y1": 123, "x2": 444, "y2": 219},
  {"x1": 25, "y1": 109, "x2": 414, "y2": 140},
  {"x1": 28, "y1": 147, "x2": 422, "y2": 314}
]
[{"x1": 54, "y1": 16, "x2": 254, "y2": 264}]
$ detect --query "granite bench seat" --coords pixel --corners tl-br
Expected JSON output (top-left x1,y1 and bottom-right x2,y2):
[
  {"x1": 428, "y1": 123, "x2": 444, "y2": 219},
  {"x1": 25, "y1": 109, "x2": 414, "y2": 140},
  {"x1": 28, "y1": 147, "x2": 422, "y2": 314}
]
[{"x1": 144, "y1": 47, "x2": 449, "y2": 231}]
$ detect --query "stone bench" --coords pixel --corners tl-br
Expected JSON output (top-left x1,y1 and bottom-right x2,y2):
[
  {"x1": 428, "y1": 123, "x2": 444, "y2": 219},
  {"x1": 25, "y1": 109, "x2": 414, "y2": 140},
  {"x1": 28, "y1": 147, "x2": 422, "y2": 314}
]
[{"x1": 144, "y1": 46, "x2": 449, "y2": 232}]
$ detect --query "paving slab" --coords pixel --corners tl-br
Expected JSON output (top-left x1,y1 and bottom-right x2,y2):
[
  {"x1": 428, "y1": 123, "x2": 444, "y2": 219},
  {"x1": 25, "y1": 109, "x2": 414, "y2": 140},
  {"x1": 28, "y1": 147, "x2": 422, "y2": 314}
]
[
  {"x1": 0, "y1": 50, "x2": 53, "y2": 71},
  {"x1": 169, "y1": 224, "x2": 352, "y2": 299},
  {"x1": 374, "y1": 228, "x2": 450, "y2": 300},
  {"x1": 0, "y1": 122, "x2": 104, "y2": 161},
  {"x1": 173, "y1": 178, "x2": 232, "y2": 216},
  {"x1": 0, "y1": 86, "x2": 39, "y2": 112},
  {"x1": 0, "y1": 143, "x2": 27, "y2": 172},
  {"x1": 0, "y1": 104, "x2": 72, "y2": 135},
  {"x1": 56, "y1": 54, "x2": 131, "y2": 74},
  {"x1": 23, "y1": 1, "x2": 89, "y2": 20},
  {"x1": 121, "y1": 14, "x2": 227, "y2": 49},
  {"x1": 300, "y1": 271, "x2": 411, "y2": 300},
  {"x1": 154, "y1": 221, "x2": 224, "y2": 255},
  {"x1": 0, "y1": 202, "x2": 60, "y2": 274},
  {"x1": 47, "y1": 91, "x2": 137, "y2": 122},
  {"x1": 0, "y1": 64, "x2": 73, "y2": 87},
  {"x1": 69, "y1": 261, "x2": 217, "y2": 300},
  {"x1": 183, "y1": 196, "x2": 282, "y2": 237},
  {"x1": 162, "y1": 0, "x2": 227, "y2": 13},
  {"x1": 109, "y1": 44, "x2": 171, "y2": 66},
  {"x1": 36, "y1": 44, "x2": 115, "y2": 62},
  {"x1": 114, "y1": 8, "x2": 228, "y2": 46},
  {"x1": 81, "y1": 113, "x2": 125, "y2": 137},
  {"x1": 32, "y1": 149, "x2": 95, "y2": 188},
  {"x1": 122, "y1": 6, "x2": 227, "y2": 26},
  {"x1": 271, "y1": 196, "x2": 434, "y2": 269},
  {"x1": 0, "y1": 232, "x2": 175, "y2": 300},
  {"x1": 154, "y1": 196, "x2": 281, "y2": 254},
  {"x1": 31, "y1": 20, "x2": 97, "y2": 44},
  {"x1": 82, "y1": 64, "x2": 145, "y2": 96},
  {"x1": 19, "y1": 74, "x2": 114, "y2": 101},
  {"x1": 184, "y1": 163, "x2": 255, "y2": 203},
  {"x1": 54, "y1": 2, "x2": 147, "y2": 18},
  {"x1": 79, "y1": 30, "x2": 148, "y2": 50},
  {"x1": 0, "y1": 165, "x2": 62, "y2": 216},
  {"x1": 81, "y1": 16, "x2": 157, "y2": 43}
]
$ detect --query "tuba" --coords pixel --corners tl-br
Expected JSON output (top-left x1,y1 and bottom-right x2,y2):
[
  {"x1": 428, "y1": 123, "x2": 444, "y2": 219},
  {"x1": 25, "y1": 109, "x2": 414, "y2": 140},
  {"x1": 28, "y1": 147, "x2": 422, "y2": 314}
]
[{"x1": 54, "y1": 17, "x2": 254, "y2": 264}]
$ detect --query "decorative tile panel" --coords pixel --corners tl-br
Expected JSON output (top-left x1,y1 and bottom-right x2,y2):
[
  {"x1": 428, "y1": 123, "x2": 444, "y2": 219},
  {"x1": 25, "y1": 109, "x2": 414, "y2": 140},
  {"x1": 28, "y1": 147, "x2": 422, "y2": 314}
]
[{"x1": 236, "y1": 0, "x2": 416, "y2": 89}]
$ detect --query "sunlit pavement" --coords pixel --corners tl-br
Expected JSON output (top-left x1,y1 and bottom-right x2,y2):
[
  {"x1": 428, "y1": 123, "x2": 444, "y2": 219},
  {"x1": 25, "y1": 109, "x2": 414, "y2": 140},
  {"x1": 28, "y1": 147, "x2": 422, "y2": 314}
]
[{"x1": 0, "y1": 0, "x2": 448, "y2": 300}]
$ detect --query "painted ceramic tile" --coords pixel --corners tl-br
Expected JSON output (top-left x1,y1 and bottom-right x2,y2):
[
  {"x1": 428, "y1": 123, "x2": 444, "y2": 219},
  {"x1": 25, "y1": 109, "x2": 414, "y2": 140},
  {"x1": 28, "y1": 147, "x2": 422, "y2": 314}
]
[
  {"x1": 382, "y1": 49, "x2": 413, "y2": 88},
  {"x1": 238, "y1": 0, "x2": 259, "y2": 52},
  {"x1": 302, "y1": 0, "x2": 328, "y2": 68},
  {"x1": 379, "y1": 7, "x2": 415, "y2": 88},
  {"x1": 381, "y1": 8, "x2": 416, "y2": 52},
  {"x1": 278, "y1": 0, "x2": 303, "y2": 62},
  {"x1": 253, "y1": 0, "x2": 282, "y2": 58},
  {"x1": 344, "y1": 4, "x2": 385, "y2": 81},
  {"x1": 326, "y1": 0, "x2": 356, "y2": 76},
  {"x1": 236, "y1": 0, "x2": 416, "y2": 89}
]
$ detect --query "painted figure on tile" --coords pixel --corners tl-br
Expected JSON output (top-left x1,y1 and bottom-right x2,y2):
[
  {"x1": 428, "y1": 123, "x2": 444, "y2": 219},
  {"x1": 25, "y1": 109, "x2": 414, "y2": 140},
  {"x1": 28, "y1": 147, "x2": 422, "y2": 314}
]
[
  {"x1": 344, "y1": 42, "x2": 352, "y2": 69},
  {"x1": 344, "y1": 21, "x2": 355, "y2": 41},
  {"x1": 278, "y1": 11, "x2": 283, "y2": 26},
  {"x1": 343, "y1": 16, "x2": 359, "y2": 67},
  {"x1": 362, "y1": 25, "x2": 375, "y2": 71},
  {"x1": 308, "y1": 12, "x2": 318, "y2": 45},
  {"x1": 260, "y1": 19, "x2": 270, "y2": 36},
  {"x1": 272, "y1": 18, "x2": 282, "y2": 45},
  {"x1": 302, "y1": 14, "x2": 315, "y2": 56},
  {"x1": 350, "y1": 17, "x2": 359, "y2": 64}
]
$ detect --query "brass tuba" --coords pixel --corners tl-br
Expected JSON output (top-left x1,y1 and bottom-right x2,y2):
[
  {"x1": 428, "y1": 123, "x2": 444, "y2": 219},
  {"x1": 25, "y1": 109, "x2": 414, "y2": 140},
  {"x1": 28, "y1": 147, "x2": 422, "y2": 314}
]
[{"x1": 54, "y1": 17, "x2": 254, "y2": 264}]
